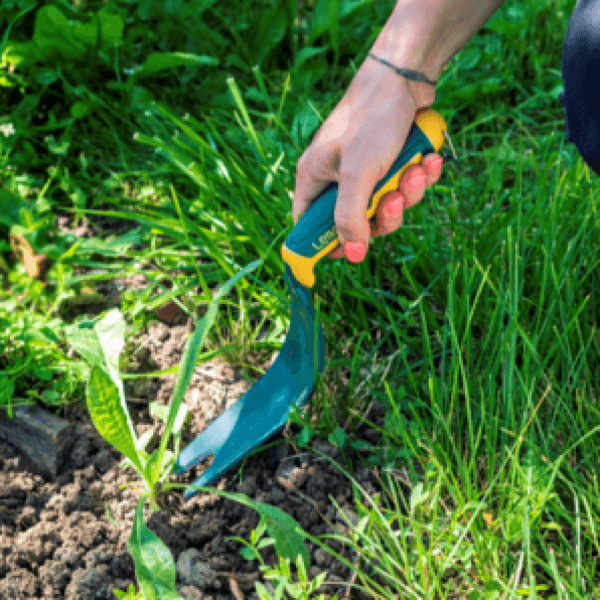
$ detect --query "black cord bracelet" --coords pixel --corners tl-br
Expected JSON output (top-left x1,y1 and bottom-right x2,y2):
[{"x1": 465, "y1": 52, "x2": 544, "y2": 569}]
[{"x1": 368, "y1": 52, "x2": 437, "y2": 86}]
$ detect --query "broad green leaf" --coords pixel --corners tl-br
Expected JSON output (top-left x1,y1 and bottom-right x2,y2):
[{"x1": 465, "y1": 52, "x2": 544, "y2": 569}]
[
  {"x1": 253, "y1": 3, "x2": 288, "y2": 64},
  {"x1": 34, "y1": 6, "x2": 69, "y2": 38},
  {"x1": 292, "y1": 46, "x2": 327, "y2": 71},
  {"x1": 240, "y1": 547, "x2": 256, "y2": 561},
  {"x1": 136, "y1": 0, "x2": 159, "y2": 20},
  {"x1": 308, "y1": 0, "x2": 370, "y2": 44},
  {"x1": 93, "y1": 310, "x2": 140, "y2": 458},
  {"x1": 339, "y1": 0, "x2": 372, "y2": 18},
  {"x1": 94, "y1": 309, "x2": 127, "y2": 400},
  {"x1": 64, "y1": 322, "x2": 105, "y2": 371},
  {"x1": 98, "y1": 12, "x2": 124, "y2": 48},
  {"x1": 71, "y1": 101, "x2": 90, "y2": 119},
  {"x1": 34, "y1": 68, "x2": 58, "y2": 86},
  {"x1": 30, "y1": 5, "x2": 122, "y2": 63},
  {"x1": 484, "y1": 582, "x2": 503, "y2": 593},
  {"x1": 70, "y1": 12, "x2": 124, "y2": 51},
  {"x1": 23, "y1": 323, "x2": 61, "y2": 346},
  {"x1": 458, "y1": 46, "x2": 482, "y2": 71},
  {"x1": 32, "y1": 6, "x2": 85, "y2": 62},
  {"x1": 14, "y1": 93, "x2": 40, "y2": 119},
  {"x1": 256, "y1": 503, "x2": 310, "y2": 570},
  {"x1": 134, "y1": 52, "x2": 218, "y2": 79},
  {"x1": 36, "y1": 368, "x2": 53, "y2": 382},
  {"x1": 1, "y1": 42, "x2": 36, "y2": 68},
  {"x1": 94, "y1": 308, "x2": 125, "y2": 384},
  {"x1": 308, "y1": 0, "x2": 339, "y2": 44},
  {"x1": 0, "y1": 76, "x2": 16, "y2": 88},
  {"x1": 70, "y1": 21, "x2": 97, "y2": 50},
  {"x1": 328, "y1": 427, "x2": 346, "y2": 448},
  {"x1": 295, "y1": 426, "x2": 313, "y2": 445},
  {"x1": 128, "y1": 496, "x2": 181, "y2": 600},
  {"x1": 86, "y1": 366, "x2": 143, "y2": 476},
  {"x1": 164, "y1": 0, "x2": 186, "y2": 17},
  {"x1": 130, "y1": 85, "x2": 154, "y2": 108},
  {"x1": 184, "y1": 488, "x2": 310, "y2": 569}
]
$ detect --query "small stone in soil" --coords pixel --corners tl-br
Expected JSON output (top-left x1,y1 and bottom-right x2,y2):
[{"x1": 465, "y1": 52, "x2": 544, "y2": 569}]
[
  {"x1": 176, "y1": 548, "x2": 220, "y2": 590},
  {"x1": 275, "y1": 464, "x2": 309, "y2": 491},
  {"x1": 177, "y1": 584, "x2": 205, "y2": 599},
  {"x1": 314, "y1": 546, "x2": 334, "y2": 568}
]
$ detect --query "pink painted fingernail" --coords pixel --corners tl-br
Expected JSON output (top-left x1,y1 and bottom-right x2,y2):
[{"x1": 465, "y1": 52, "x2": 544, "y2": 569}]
[
  {"x1": 408, "y1": 172, "x2": 425, "y2": 191},
  {"x1": 428, "y1": 157, "x2": 443, "y2": 170},
  {"x1": 344, "y1": 242, "x2": 367, "y2": 263},
  {"x1": 385, "y1": 196, "x2": 403, "y2": 217}
]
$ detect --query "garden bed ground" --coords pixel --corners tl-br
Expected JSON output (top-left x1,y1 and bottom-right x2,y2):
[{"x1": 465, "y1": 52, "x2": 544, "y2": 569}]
[{"x1": 1, "y1": 235, "x2": 390, "y2": 598}]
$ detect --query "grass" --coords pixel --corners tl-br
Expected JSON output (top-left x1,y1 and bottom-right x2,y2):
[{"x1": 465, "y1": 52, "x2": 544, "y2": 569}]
[{"x1": 1, "y1": 0, "x2": 599, "y2": 596}]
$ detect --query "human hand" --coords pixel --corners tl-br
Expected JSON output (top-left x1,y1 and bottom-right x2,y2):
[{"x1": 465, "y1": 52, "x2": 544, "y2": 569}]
[{"x1": 293, "y1": 57, "x2": 444, "y2": 263}]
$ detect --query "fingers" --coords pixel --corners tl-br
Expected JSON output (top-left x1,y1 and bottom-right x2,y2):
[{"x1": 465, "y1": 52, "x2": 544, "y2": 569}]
[
  {"x1": 327, "y1": 152, "x2": 444, "y2": 257},
  {"x1": 330, "y1": 150, "x2": 392, "y2": 262},
  {"x1": 369, "y1": 152, "x2": 443, "y2": 238}
]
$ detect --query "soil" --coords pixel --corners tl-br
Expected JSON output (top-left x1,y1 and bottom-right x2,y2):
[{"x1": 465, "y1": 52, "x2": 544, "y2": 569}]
[{"x1": 1, "y1": 214, "x2": 392, "y2": 599}]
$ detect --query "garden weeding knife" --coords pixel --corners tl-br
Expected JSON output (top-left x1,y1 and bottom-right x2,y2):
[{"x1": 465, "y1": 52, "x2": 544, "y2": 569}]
[{"x1": 174, "y1": 108, "x2": 450, "y2": 499}]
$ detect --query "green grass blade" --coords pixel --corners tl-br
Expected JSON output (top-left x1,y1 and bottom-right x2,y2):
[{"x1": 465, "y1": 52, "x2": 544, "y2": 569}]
[{"x1": 156, "y1": 259, "x2": 265, "y2": 475}]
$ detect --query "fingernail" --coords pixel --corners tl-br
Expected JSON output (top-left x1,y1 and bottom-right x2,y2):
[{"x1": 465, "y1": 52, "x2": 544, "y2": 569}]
[
  {"x1": 428, "y1": 157, "x2": 443, "y2": 171},
  {"x1": 408, "y1": 172, "x2": 425, "y2": 191},
  {"x1": 385, "y1": 196, "x2": 403, "y2": 217},
  {"x1": 344, "y1": 241, "x2": 367, "y2": 263}
]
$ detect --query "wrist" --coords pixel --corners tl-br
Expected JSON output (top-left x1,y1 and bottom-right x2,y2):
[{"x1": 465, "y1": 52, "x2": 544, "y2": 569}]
[
  {"x1": 359, "y1": 51, "x2": 435, "y2": 111},
  {"x1": 367, "y1": 53, "x2": 437, "y2": 86},
  {"x1": 372, "y1": 0, "x2": 506, "y2": 85},
  {"x1": 370, "y1": 2, "x2": 442, "y2": 84}
]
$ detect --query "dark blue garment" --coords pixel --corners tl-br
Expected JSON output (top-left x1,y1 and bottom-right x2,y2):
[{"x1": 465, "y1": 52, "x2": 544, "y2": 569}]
[{"x1": 560, "y1": 0, "x2": 600, "y2": 176}]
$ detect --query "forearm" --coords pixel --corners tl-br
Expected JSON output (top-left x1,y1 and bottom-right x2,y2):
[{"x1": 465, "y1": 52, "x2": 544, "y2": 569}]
[{"x1": 371, "y1": 0, "x2": 507, "y2": 83}]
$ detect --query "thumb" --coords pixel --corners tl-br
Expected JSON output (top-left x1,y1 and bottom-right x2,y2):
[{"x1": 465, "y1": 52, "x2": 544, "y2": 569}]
[
  {"x1": 334, "y1": 156, "x2": 385, "y2": 264},
  {"x1": 293, "y1": 145, "x2": 341, "y2": 225}
]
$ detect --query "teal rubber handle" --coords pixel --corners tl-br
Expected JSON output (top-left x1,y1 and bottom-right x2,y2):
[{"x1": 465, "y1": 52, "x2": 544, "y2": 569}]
[{"x1": 281, "y1": 109, "x2": 447, "y2": 288}]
